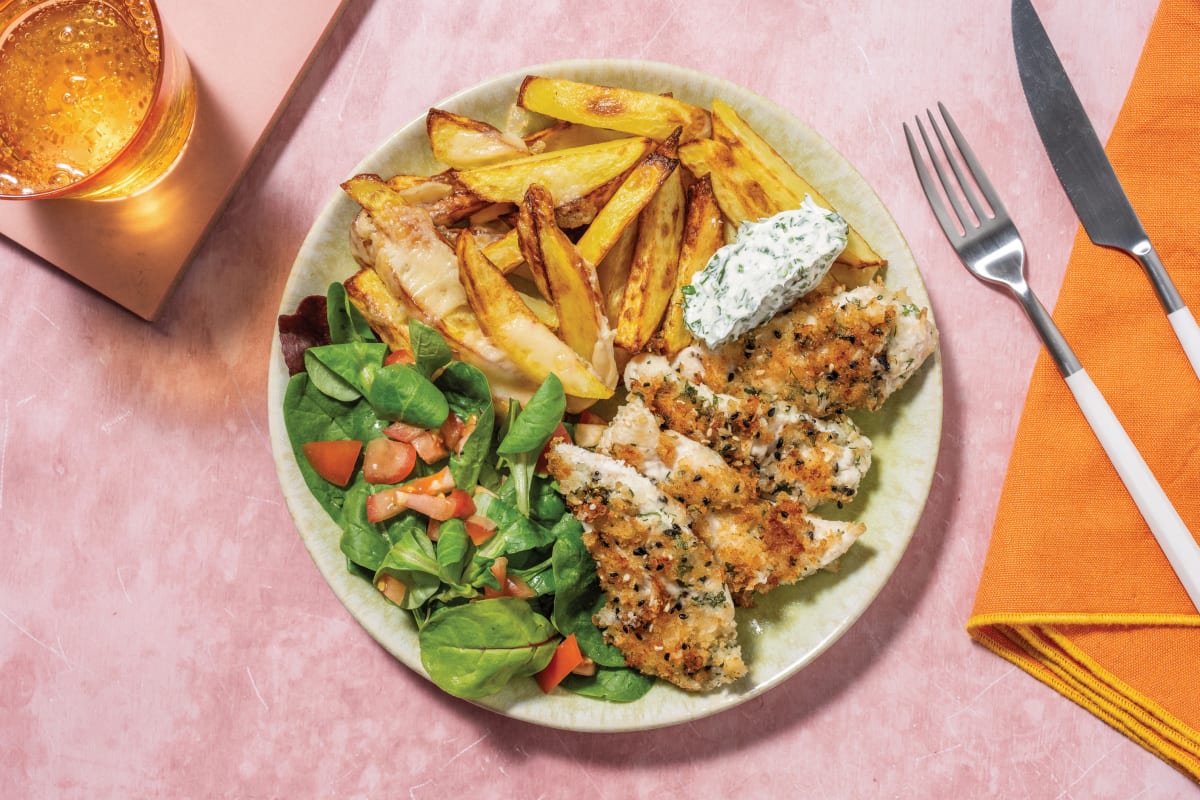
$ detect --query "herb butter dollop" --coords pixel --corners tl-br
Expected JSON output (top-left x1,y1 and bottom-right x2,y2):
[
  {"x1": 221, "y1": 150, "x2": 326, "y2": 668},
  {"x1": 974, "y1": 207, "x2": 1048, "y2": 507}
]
[{"x1": 682, "y1": 196, "x2": 848, "y2": 348}]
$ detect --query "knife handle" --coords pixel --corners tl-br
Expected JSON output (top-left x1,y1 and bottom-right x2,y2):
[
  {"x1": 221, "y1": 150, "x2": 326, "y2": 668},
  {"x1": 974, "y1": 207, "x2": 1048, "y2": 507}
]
[
  {"x1": 1167, "y1": 306, "x2": 1200, "y2": 382},
  {"x1": 1133, "y1": 245, "x2": 1200, "y2": 380},
  {"x1": 1065, "y1": 368, "x2": 1200, "y2": 612}
]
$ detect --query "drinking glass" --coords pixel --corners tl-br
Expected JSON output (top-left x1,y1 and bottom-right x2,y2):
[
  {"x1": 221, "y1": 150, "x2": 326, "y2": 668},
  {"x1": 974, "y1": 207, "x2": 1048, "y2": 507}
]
[{"x1": 0, "y1": 0, "x2": 197, "y2": 200}]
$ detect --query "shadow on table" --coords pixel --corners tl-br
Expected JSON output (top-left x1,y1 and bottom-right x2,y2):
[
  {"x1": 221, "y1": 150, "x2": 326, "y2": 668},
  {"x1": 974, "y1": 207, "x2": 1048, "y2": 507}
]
[{"x1": 402, "y1": 347, "x2": 965, "y2": 764}]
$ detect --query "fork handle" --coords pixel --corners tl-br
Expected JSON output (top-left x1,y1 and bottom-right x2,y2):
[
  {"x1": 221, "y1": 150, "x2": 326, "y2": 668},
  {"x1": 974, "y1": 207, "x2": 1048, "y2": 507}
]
[{"x1": 1065, "y1": 368, "x2": 1200, "y2": 612}]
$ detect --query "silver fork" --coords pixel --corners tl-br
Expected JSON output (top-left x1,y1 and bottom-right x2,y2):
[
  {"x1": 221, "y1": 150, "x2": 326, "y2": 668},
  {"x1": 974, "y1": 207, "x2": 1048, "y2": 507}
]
[{"x1": 905, "y1": 103, "x2": 1200, "y2": 611}]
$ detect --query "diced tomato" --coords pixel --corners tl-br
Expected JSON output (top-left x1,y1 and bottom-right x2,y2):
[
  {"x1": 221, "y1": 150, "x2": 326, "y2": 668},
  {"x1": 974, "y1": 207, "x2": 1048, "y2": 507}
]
[
  {"x1": 401, "y1": 466, "x2": 455, "y2": 495},
  {"x1": 382, "y1": 421, "x2": 425, "y2": 442},
  {"x1": 301, "y1": 440, "x2": 362, "y2": 487},
  {"x1": 383, "y1": 348, "x2": 415, "y2": 366},
  {"x1": 403, "y1": 492, "x2": 459, "y2": 521},
  {"x1": 447, "y1": 488, "x2": 476, "y2": 519},
  {"x1": 483, "y1": 556, "x2": 537, "y2": 599},
  {"x1": 464, "y1": 514, "x2": 497, "y2": 545},
  {"x1": 375, "y1": 573, "x2": 407, "y2": 605},
  {"x1": 412, "y1": 431, "x2": 449, "y2": 463},
  {"x1": 535, "y1": 635, "x2": 585, "y2": 693},
  {"x1": 577, "y1": 410, "x2": 606, "y2": 425},
  {"x1": 440, "y1": 412, "x2": 465, "y2": 453},
  {"x1": 362, "y1": 438, "x2": 417, "y2": 484},
  {"x1": 535, "y1": 422, "x2": 572, "y2": 474},
  {"x1": 366, "y1": 486, "x2": 410, "y2": 523}
]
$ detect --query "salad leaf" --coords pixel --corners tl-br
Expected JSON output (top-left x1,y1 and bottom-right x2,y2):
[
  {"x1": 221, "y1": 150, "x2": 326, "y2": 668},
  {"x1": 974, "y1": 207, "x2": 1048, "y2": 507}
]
[
  {"x1": 304, "y1": 342, "x2": 388, "y2": 397},
  {"x1": 496, "y1": 374, "x2": 566, "y2": 455},
  {"x1": 364, "y1": 363, "x2": 448, "y2": 428},
  {"x1": 551, "y1": 515, "x2": 627, "y2": 667},
  {"x1": 408, "y1": 318, "x2": 452, "y2": 379},
  {"x1": 418, "y1": 598, "x2": 558, "y2": 698},
  {"x1": 326, "y1": 281, "x2": 376, "y2": 345},
  {"x1": 282, "y1": 373, "x2": 384, "y2": 521},
  {"x1": 558, "y1": 667, "x2": 655, "y2": 703},
  {"x1": 435, "y1": 361, "x2": 495, "y2": 490},
  {"x1": 496, "y1": 374, "x2": 567, "y2": 517},
  {"x1": 375, "y1": 520, "x2": 444, "y2": 610},
  {"x1": 339, "y1": 482, "x2": 391, "y2": 571},
  {"x1": 473, "y1": 493, "x2": 558, "y2": 559},
  {"x1": 434, "y1": 518, "x2": 472, "y2": 585}
]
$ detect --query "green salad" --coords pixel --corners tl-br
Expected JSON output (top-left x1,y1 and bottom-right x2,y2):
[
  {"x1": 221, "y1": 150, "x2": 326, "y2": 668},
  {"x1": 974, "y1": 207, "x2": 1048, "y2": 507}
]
[{"x1": 280, "y1": 282, "x2": 652, "y2": 702}]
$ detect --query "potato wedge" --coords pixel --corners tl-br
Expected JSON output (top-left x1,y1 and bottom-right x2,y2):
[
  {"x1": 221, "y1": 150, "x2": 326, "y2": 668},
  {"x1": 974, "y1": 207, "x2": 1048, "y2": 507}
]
[
  {"x1": 576, "y1": 129, "x2": 681, "y2": 267},
  {"x1": 455, "y1": 230, "x2": 614, "y2": 400},
  {"x1": 517, "y1": 184, "x2": 617, "y2": 387},
  {"x1": 343, "y1": 267, "x2": 412, "y2": 353},
  {"x1": 524, "y1": 120, "x2": 631, "y2": 154},
  {"x1": 341, "y1": 176, "x2": 538, "y2": 401},
  {"x1": 482, "y1": 229, "x2": 523, "y2": 272},
  {"x1": 597, "y1": 221, "x2": 638, "y2": 323},
  {"x1": 518, "y1": 76, "x2": 711, "y2": 142},
  {"x1": 615, "y1": 157, "x2": 685, "y2": 352},
  {"x1": 452, "y1": 136, "x2": 652, "y2": 206},
  {"x1": 380, "y1": 171, "x2": 488, "y2": 226},
  {"x1": 710, "y1": 99, "x2": 884, "y2": 268},
  {"x1": 659, "y1": 175, "x2": 724, "y2": 357},
  {"x1": 678, "y1": 138, "x2": 775, "y2": 225},
  {"x1": 427, "y1": 108, "x2": 529, "y2": 168}
]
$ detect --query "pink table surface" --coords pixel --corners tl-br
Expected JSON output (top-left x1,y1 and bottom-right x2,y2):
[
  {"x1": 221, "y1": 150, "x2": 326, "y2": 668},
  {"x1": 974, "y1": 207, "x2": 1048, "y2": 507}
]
[{"x1": 2, "y1": 1, "x2": 1194, "y2": 797}]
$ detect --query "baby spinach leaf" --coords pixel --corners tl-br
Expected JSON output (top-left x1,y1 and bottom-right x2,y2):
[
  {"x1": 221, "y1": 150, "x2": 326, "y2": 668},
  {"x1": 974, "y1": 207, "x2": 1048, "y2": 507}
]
[
  {"x1": 302, "y1": 348, "x2": 362, "y2": 401},
  {"x1": 551, "y1": 515, "x2": 627, "y2": 667},
  {"x1": 496, "y1": 374, "x2": 565, "y2": 455},
  {"x1": 408, "y1": 319, "x2": 452, "y2": 379},
  {"x1": 326, "y1": 281, "x2": 375, "y2": 345},
  {"x1": 375, "y1": 523, "x2": 443, "y2": 610},
  {"x1": 418, "y1": 598, "x2": 558, "y2": 698},
  {"x1": 434, "y1": 519, "x2": 472, "y2": 585},
  {"x1": 282, "y1": 373, "x2": 383, "y2": 521},
  {"x1": 558, "y1": 667, "x2": 654, "y2": 702},
  {"x1": 304, "y1": 342, "x2": 389, "y2": 397},
  {"x1": 473, "y1": 494, "x2": 557, "y2": 559},
  {"x1": 436, "y1": 361, "x2": 495, "y2": 490},
  {"x1": 364, "y1": 363, "x2": 449, "y2": 428},
  {"x1": 339, "y1": 482, "x2": 391, "y2": 571}
]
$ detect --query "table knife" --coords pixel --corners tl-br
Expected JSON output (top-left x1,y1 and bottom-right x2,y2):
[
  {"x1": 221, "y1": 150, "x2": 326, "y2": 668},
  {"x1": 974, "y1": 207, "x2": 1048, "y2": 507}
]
[{"x1": 1012, "y1": 0, "x2": 1200, "y2": 380}]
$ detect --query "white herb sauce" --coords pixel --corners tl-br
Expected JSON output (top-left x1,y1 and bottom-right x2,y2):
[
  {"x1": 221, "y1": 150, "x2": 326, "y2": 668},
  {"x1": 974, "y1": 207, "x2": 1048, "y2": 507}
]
[{"x1": 681, "y1": 196, "x2": 848, "y2": 347}]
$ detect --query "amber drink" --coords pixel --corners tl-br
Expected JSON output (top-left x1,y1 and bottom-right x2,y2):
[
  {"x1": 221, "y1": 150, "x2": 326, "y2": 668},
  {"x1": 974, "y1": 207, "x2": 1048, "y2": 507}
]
[{"x1": 0, "y1": 0, "x2": 196, "y2": 199}]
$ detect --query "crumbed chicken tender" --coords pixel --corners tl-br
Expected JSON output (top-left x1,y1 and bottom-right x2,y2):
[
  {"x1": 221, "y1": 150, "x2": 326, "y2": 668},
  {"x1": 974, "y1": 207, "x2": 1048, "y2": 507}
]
[
  {"x1": 546, "y1": 444, "x2": 746, "y2": 691},
  {"x1": 676, "y1": 280, "x2": 937, "y2": 417},
  {"x1": 598, "y1": 398, "x2": 866, "y2": 603},
  {"x1": 624, "y1": 354, "x2": 871, "y2": 509}
]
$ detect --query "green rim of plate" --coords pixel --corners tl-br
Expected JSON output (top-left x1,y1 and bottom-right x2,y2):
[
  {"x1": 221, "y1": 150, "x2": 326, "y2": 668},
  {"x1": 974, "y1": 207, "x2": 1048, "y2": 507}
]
[{"x1": 267, "y1": 59, "x2": 943, "y2": 732}]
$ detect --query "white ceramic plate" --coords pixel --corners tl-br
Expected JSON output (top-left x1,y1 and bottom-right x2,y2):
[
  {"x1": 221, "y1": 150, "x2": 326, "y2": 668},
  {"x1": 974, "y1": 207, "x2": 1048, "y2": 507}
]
[{"x1": 267, "y1": 59, "x2": 943, "y2": 732}]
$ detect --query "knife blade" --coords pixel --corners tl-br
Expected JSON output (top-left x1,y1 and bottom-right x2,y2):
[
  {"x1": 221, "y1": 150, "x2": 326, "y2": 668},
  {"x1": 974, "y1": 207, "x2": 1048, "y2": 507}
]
[{"x1": 1012, "y1": 0, "x2": 1200, "y2": 379}]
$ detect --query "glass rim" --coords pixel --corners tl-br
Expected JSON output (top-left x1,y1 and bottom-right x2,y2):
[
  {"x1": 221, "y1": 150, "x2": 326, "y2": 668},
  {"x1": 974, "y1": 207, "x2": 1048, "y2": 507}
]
[{"x1": 0, "y1": 0, "x2": 172, "y2": 200}]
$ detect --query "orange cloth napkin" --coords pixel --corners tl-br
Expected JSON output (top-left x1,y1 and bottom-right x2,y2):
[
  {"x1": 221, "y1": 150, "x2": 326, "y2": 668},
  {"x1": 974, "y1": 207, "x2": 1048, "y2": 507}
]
[{"x1": 967, "y1": 0, "x2": 1200, "y2": 780}]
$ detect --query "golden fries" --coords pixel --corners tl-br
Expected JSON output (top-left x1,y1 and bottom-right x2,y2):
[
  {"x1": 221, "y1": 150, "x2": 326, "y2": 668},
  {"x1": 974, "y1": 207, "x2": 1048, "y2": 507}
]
[
  {"x1": 659, "y1": 176, "x2": 724, "y2": 357},
  {"x1": 337, "y1": 75, "x2": 890, "y2": 407},
  {"x1": 427, "y1": 108, "x2": 529, "y2": 168},
  {"x1": 518, "y1": 76, "x2": 712, "y2": 143},
  {"x1": 456, "y1": 230, "x2": 614, "y2": 400},
  {"x1": 452, "y1": 136, "x2": 652, "y2": 206}
]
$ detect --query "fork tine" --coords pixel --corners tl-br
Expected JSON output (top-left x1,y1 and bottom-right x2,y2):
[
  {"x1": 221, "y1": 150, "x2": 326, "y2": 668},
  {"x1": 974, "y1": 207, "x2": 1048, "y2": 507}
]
[
  {"x1": 914, "y1": 114, "x2": 974, "y2": 234},
  {"x1": 926, "y1": 108, "x2": 990, "y2": 224},
  {"x1": 937, "y1": 101, "x2": 1008, "y2": 218},
  {"x1": 903, "y1": 121, "x2": 963, "y2": 240}
]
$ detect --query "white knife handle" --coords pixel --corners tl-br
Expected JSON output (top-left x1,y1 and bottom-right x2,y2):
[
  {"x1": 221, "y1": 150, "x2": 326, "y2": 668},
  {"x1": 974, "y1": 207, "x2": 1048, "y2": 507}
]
[
  {"x1": 1065, "y1": 369, "x2": 1200, "y2": 612},
  {"x1": 1167, "y1": 306, "x2": 1200, "y2": 382}
]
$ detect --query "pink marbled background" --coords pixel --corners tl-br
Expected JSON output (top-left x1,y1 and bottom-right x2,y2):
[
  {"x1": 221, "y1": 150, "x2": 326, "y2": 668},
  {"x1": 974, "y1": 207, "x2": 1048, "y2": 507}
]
[{"x1": 2, "y1": 1, "x2": 1194, "y2": 797}]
